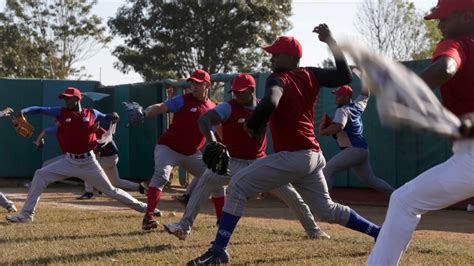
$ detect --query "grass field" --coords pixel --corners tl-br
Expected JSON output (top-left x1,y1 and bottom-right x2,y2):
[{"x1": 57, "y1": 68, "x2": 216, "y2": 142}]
[{"x1": 0, "y1": 186, "x2": 473, "y2": 265}]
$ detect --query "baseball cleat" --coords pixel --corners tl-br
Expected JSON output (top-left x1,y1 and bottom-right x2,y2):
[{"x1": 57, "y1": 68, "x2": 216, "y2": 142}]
[
  {"x1": 6, "y1": 213, "x2": 33, "y2": 223},
  {"x1": 307, "y1": 230, "x2": 331, "y2": 240},
  {"x1": 139, "y1": 182, "x2": 148, "y2": 194},
  {"x1": 76, "y1": 192, "x2": 95, "y2": 200},
  {"x1": 6, "y1": 204, "x2": 17, "y2": 213},
  {"x1": 187, "y1": 245, "x2": 229, "y2": 265},
  {"x1": 164, "y1": 223, "x2": 190, "y2": 240},
  {"x1": 152, "y1": 208, "x2": 162, "y2": 217},
  {"x1": 142, "y1": 216, "x2": 159, "y2": 231}
]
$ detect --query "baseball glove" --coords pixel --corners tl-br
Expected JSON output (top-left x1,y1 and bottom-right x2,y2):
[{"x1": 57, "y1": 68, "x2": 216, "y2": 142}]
[
  {"x1": 12, "y1": 113, "x2": 34, "y2": 138},
  {"x1": 122, "y1": 101, "x2": 145, "y2": 127},
  {"x1": 203, "y1": 142, "x2": 230, "y2": 176}
]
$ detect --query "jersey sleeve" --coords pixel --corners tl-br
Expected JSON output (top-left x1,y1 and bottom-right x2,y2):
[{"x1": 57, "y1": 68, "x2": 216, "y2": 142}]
[
  {"x1": 213, "y1": 102, "x2": 232, "y2": 122},
  {"x1": 332, "y1": 106, "x2": 350, "y2": 127},
  {"x1": 432, "y1": 38, "x2": 466, "y2": 70},
  {"x1": 164, "y1": 95, "x2": 185, "y2": 113},
  {"x1": 21, "y1": 106, "x2": 61, "y2": 118},
  {"x1": 92, "y1": 109, "x2": 112, "y2": 124}
]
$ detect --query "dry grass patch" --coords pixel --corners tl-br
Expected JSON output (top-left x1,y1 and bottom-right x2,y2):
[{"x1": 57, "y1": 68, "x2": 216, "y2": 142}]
[{"x1": 0, "y1": 201, "x2": 472, "y2": 265}]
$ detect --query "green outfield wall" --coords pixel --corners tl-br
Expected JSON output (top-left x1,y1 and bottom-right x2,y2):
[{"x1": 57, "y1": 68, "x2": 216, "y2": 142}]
[{"x1": 0, "y1": 59, "x2": 451, "y2": 188}]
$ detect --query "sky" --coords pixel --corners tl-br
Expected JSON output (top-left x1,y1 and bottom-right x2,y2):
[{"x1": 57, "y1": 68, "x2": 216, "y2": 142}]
[{"x1": 1, "y1": 0, "x2": 436, "y2": 86}]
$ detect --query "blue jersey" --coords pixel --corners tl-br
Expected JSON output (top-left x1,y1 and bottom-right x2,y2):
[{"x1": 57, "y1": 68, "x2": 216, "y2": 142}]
[{"x1": 332, "y1": 95, "x2": 368, "y2": 149}]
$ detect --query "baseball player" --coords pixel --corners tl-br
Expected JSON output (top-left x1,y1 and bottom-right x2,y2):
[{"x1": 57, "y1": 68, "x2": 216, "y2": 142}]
[
  {"x1": 320, "y1": 84, "x2": 395, "y2": 194},
  {"x1": 367, "y1": 1, "x2": 474, "y2": 264},
  {"x1": 164, "y1": 74, "x2": 330, "y2": 241},
  {"x1": 189, "y1": 24, "x2": 381, "y2": 264},
  {"x1": 6, "y1": 87, "x2": 160, "y2": 223},
  {"x1": 36, "y1": 126, "x2": 147, "y2": 200},
  {"x1": 0, "y1": 107, "x2": 17, "y2": 213},
  {"x1": 139, "y1": 69, "x2": 224, "y2": 231}
]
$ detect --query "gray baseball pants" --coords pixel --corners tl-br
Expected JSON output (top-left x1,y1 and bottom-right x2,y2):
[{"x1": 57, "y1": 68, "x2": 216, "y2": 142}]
[
  {"x1": 179, "y1": 157, "x2": 322, "y2": 237},
  {"x1": 19, "y1": 153, "x2": 147, "y2": 218},
  {"x1": 224, "y1": 150, "x2": 351, "y2": 225},
  {"x1": 84, "y1": 154, "x2": 140, "y2": 193},
  {"x1": 149, "y1": 144, "x2": 224, "y2": 197},
  {"x1": 324, "y1": 147, "x2": 394, "y2": 194}
]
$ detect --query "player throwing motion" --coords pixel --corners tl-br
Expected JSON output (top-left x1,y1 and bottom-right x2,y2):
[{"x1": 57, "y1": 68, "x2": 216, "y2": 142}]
[
  {"x1": 0, "y1": 107, "x2": 17, "y2": 213},
  {"x1": 320, "y1": 84, "x2": 394, "y2": 194},
  {"x1": 139, "y1": 69, "x2": 224, "y2": 231},
  {"x1": 35, "y1": 126, "x2": 147, "y2": 200},
  {"x1": 367, "y1": 1, "x2": 474, "y2": 265},
  {"x1": 189, "y1": 24, "x2": 381, "y2": 265},
  {"x1": 164, "y1": 74, "x2": 330, "y2": 241},
  {"x1": 6, "y1": 87, "x2": 159, "y2": 223}
]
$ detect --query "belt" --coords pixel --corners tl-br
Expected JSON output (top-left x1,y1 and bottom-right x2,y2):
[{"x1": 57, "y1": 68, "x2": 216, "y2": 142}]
[{"x1": 68, "y1": 152, "x2": 92, "y2": 159}]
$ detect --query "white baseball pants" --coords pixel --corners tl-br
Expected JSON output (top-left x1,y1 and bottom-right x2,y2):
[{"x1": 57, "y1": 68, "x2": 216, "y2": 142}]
[{"x1": 367, "y1": 139, "x2": 474, "y2": 265}]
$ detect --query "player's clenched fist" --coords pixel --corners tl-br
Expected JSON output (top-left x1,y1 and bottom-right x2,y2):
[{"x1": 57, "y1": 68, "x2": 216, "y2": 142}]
[{"x1": 313, "y1": 23, "x2": 334, "y2": 43}]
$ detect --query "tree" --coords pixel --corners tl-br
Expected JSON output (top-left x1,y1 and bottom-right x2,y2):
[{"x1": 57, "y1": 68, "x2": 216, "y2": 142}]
[
  {"x1": 108, "y1": 0, "x2": 292, "y2": 81},
  {"x1": 0, "y1": 0, "x2": 110, "y2": 79},
  {"x1": 411, "y1": 19, "x2": 442, "y2": 60},
  {"x1": 355, "y1": 0, "x2": 436, "y2": 61}
]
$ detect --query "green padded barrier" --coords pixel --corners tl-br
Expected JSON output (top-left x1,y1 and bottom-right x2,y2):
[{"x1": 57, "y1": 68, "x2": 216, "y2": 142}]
[{"x1": 0, "y1": 78, "x2": 43, "y2": 177}]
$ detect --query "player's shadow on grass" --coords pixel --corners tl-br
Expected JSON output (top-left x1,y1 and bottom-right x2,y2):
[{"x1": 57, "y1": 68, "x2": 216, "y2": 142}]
[
  {"x1": 8, "y1": 244, "x2": 172, "y2": 265},
  {"x1": 238, "y1": 251, "x2": 368, "y2": 265},
  {"x1": 0, "y1": 230, "x2": 145, "y2": 244}
]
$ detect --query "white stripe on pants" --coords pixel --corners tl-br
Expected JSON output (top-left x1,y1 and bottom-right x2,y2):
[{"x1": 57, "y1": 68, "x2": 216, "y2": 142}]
[
  {"x1": 367, "y1": 139, "x2": 474, "y2": 266},
  {"x1": 179, "y1": 157, "x2": 321, "y2": 237},
  {"x1": 223, "y1": 150, "x2": 351, "y2": 224},
  {"x1": 84, "y1": 154, "x2": 140, "y2": 192},
  {"x1": 20, "y1": 153, "x2": 147, "y2": 217}
]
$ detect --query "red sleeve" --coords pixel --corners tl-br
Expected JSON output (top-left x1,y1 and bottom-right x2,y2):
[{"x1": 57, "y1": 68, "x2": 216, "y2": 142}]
[{"x1": 432, "y1": 38, "x2": 466, "y2": 70}]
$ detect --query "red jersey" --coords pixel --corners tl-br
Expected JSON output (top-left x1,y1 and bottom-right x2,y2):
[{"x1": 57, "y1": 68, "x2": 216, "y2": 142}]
[
  {"x1": 56, "y1": 108, "x2": 97, "y2": 154},
  {"x1": 158, "y1": 93, "x2": 216, "y2": 155},
  {"x1": 268, "y1": 68, "x2": 321, "y2": 153},
  {"x1": 432, "y1": 33, "x2": 474, "y2": 117},
  {"x1": 221, "y1": 100, "x2": 266, "y2": 160}
]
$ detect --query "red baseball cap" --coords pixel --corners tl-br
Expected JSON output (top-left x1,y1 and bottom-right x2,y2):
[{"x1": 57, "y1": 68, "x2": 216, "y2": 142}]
[
  {"x1": 425, "y1": 0, "x2": 474, "y2": 20},
  {"x1": 59, "y1": 87, "x2": 82, "y2": 100},
  {"x1": 333, "y1": 85, "x2": 353, "y2": 97},
  {"x1": 187, "y1": 69, "x2": 211, "y2": 84},
  {"x1": 262, "y1": 36, "x2": 303, "y2": 58},
  {"x1": 229, "y1": 74, "x2": 256, "y2": 93}
]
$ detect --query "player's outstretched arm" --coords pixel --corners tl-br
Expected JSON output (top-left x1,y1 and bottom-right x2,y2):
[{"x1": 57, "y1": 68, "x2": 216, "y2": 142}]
[
  {"x1": 144, "y1": 103, "x2": 168, "y2": 118},
  {"x1": 308, "y1": 24, "x2": 352, "y2": 88},
  {"x1": 20, "y1": 106, "x2": 61, "y2": 117},
  {"x1": 198, "y1": 109, "x2": 223, "y2": 143}
]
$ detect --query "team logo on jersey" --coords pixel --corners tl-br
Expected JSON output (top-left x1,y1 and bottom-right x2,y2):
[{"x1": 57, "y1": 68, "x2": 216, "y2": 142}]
[
  {"x1": 83, "y1": 117, "x2": 90, "y2": 122},
  {"x1": 65, "y1": 118, "x2": 72, "y2": 122},
  {"x1": 190, "y1": 107, "x2": 197, "y2": 112},
  {"x1": 238, "y1": 118, "x2": 246, "y2": 123}
]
